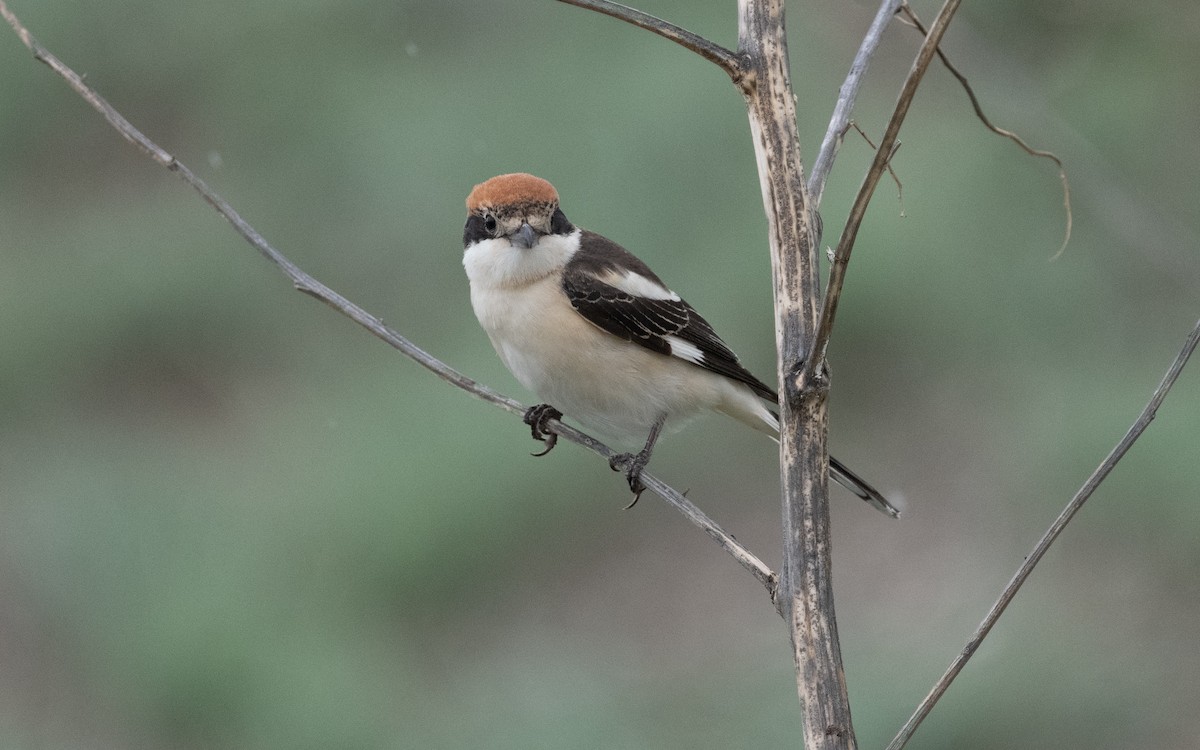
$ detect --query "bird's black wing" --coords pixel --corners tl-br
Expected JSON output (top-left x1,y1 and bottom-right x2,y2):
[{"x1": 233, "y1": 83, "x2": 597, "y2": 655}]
[{"x1": 562, "y1": 231, "x2": 776, "y2": 401}]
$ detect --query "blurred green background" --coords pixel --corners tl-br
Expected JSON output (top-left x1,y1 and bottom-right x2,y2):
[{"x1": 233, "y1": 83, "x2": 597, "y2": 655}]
[{"x1": 2, "y1": 1, "x2": 1198, "y2": 748}]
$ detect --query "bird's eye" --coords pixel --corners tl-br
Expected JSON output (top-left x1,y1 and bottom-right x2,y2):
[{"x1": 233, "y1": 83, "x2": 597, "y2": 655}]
[
  {"x1": 484, "y1": 216, "x2": 498, "y2": 234},
  {"x1": 550, "y1": 207, "x2": 573, "y2": 235}
]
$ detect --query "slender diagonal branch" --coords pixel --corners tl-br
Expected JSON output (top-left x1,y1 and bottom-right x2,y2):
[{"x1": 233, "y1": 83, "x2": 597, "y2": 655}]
[
  {"x1": 555, "y1": 0, "x2": 744, "y2": 80},
  {"x1": 800, "y1": 0, "x2": 961, "y2": 391},
  {"x1": 808, "y1": 0, "x2": 904, "y2": 209},
  {"x1": 886, "y1": 316, "x2": 1200, "y2": 750},
  {"x1": 0, "y1": 0, "x2": 777, "y2": 597}
]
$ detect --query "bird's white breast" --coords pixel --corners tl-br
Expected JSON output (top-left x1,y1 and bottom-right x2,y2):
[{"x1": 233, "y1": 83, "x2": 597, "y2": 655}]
[{"x1": 462, "y1": 231, "x2": 774, "y2": 443}]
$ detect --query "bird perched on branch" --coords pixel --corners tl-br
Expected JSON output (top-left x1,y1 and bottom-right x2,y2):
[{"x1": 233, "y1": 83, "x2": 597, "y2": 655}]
[{"x1": 461, "y1": 172, "x2": 897, "y2": 517}]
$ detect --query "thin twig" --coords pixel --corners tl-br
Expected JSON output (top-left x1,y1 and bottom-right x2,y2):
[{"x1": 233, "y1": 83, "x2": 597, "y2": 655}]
[
  {"x1": 555, "y1": 0, "x2": 744, "y2": 81},
  {"x1": 845, "y1": 122, "x2": 905, "y2": 213},
  {"x1": 885, "y1": 317, "x2": 1200, "y2": 750},
  {"x1": 801, "y1": 0, "x2": 961, "y2": 391},
  {"x1": 898, "y1": 2, "x2": 1072, "y2": 258},
  {"x1": 0, "y1": 0, "x2": 777, "y2": 597},
  {"x1": 808, "y1": 0, "x2": 904, "y2": 209}
]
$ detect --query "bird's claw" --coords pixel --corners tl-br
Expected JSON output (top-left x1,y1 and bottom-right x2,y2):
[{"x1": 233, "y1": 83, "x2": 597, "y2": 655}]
[
  {"x1": 530, "y1": 435, "x2": 557, "y2": 457},
  {"x1": 609, "y1": 450, "x2": 649, "y2": 508},
  {"x1": 523, "y1": 404, "x2": 562, "y2": 457}
]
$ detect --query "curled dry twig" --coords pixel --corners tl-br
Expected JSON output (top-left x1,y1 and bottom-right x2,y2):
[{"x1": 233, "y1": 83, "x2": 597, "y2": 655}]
[{"x1": 898, "y1": 1, "x2": 1073, "y2": 258}]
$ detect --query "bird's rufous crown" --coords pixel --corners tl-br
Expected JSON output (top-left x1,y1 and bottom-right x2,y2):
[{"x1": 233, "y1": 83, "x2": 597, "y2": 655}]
[{"x1": 466, "y1": 173, "x2": 559, "y2": 214}]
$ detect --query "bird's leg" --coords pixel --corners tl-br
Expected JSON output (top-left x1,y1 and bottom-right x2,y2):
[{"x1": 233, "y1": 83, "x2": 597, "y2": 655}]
[
  {"x1": 523, "y1": 404, "x2": 563, "y2": 457},
  {"x1": 609, "y1": 414, "x2": 667, "y2": 507}
]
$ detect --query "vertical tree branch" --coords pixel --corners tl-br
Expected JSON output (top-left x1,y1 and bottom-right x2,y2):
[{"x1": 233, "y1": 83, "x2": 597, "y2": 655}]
[{"x1": 737, "y1": 1, "x2": 854, "y2": 746}]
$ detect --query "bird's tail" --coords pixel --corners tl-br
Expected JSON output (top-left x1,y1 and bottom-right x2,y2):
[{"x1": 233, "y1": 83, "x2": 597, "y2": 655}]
[
  {"x1": 829, "y1": 456, "x2": 901, "y2": 519},
  {"x1": 720, "y1": 386, "x2": 901, "y2": 518}
]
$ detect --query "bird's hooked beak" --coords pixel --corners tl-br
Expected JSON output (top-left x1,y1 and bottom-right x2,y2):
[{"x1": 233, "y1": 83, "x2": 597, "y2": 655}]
[{"x1": 511, "y1": 222, "x2": 539, "y2": 249}]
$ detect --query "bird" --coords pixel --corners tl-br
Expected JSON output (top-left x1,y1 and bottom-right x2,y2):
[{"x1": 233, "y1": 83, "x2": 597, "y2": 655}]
[{"x1": 461, "y1": 173, "x2": 898, "y2": 517}]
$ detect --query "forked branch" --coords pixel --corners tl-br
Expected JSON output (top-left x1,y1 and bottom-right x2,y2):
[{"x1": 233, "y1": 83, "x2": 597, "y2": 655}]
[{"x1": 801, "y1": 0, "x2": 962, "y2": 391}]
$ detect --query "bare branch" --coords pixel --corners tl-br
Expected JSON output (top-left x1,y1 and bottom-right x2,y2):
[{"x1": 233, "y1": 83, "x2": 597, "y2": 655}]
[
  {"x1": 801, "y1": 0, "x2": 962, "y2": 392},
  {"x1": 555, "y1": 0, "x2": 744, "y2": 80},
  {"x1": 886, "y1": 316, "x2": 1200, "y2": 750},
  {"x1": 0, "y1": 0, "x2": 776, "y2": 598},
  {"x1": 808, "y1": 0, "x2": 904, "y2": 209},
  {"x1": 737, "y1": 0, "x2": 856, "y2": 745},
  {"x1": 898, "y1": 2, "x2": 1073, "y2": 257}
]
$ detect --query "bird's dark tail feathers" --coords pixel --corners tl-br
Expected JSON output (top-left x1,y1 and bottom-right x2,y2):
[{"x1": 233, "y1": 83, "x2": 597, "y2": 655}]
[
  {"x1": 757, "y1": 404, "x2": 899, "y2": 518},
  {"x1": 829, "y1": 456, "x2": 901, "y2": 519}
]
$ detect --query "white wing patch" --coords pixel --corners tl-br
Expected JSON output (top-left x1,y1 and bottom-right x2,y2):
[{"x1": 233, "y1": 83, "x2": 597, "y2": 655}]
[
  {"x1": 599, "y1": 268, "x2": 680, "y2": 301},
  {"x1": 665, "y1": 335, "x2": 705, "y2": 365}
]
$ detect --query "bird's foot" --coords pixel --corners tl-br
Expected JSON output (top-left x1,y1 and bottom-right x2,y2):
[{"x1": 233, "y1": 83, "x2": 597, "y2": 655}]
[
  {"x1": 523, "y1": 404, "x2": 563, "y2": 457},
  {"x1": 608, "y1": 449, "x2": 651, "y2": 508}
]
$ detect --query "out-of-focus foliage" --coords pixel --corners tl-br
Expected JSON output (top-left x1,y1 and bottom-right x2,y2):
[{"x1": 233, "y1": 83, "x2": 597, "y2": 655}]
[{"x1": 1, "y1": 1, "x2": 1197, "y2": 748}]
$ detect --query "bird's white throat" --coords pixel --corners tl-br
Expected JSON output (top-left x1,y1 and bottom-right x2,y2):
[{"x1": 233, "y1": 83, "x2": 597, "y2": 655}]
[{"x1": 462, "y1": 229, "x2": 581, "y2": 290}]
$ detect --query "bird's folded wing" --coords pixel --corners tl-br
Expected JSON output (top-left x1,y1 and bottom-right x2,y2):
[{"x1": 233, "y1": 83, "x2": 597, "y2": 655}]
[{"x1": 561, "y1": 236, "x2": 775, "y2": 402}]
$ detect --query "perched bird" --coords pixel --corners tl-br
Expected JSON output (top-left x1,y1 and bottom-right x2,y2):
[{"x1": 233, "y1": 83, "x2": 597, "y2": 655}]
[{"x1": 461, "y1": 173, "x2": 897, "y2": 517}]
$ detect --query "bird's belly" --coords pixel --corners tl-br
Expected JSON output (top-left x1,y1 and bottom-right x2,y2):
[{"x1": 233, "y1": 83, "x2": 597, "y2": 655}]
[
  {"x1": 495, "y1": 321, "x2": 678, "y2": 440},
  {"x1": 470, "y1": 279, "x2": 712, "y2": 441}
]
